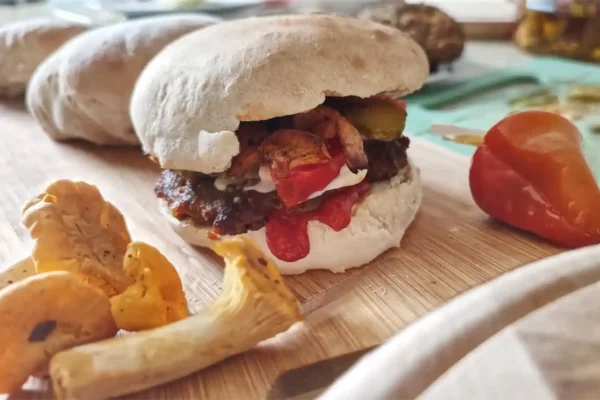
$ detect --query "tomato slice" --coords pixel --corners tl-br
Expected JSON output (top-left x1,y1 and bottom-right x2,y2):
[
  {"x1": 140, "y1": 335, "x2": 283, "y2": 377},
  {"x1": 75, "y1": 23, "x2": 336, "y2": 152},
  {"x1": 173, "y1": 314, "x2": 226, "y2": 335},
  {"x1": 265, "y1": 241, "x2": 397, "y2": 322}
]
[{"x1": 273, "y1": 145, "x2": 347, "y2": 208}]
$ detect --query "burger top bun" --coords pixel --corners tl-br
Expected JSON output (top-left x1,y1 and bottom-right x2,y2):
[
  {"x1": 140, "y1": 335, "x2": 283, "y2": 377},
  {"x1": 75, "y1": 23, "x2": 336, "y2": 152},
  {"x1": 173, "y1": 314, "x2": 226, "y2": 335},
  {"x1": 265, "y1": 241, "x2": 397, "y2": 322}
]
[
  {"x1": 26, "y1": 14, "x2": 218, "y2": 146},
  {"x1": 159, "y1": 160, "x2": 422, "y2": 275},
  {"x1": 130, "y1": 13, "x2": 429, "y2": 174},
  {"x1": 0, "y1": 18, "x2": 85, "y2": 98}
]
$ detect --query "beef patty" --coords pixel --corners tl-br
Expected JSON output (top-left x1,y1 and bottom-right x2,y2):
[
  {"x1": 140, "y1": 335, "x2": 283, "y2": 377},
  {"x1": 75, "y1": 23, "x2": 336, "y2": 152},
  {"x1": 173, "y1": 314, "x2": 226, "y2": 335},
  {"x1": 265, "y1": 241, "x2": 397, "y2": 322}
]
[{"x1": 156, "y1": 136, "x2": 410, "y2": 236}]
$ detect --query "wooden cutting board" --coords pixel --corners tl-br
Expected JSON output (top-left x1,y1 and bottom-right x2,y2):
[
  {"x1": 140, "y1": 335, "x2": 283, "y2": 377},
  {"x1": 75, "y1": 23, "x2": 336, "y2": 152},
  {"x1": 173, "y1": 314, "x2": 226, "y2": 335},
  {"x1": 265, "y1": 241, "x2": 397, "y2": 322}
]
[{"x1": 0, "y1": 100, "x2": 561, "y2": 400}]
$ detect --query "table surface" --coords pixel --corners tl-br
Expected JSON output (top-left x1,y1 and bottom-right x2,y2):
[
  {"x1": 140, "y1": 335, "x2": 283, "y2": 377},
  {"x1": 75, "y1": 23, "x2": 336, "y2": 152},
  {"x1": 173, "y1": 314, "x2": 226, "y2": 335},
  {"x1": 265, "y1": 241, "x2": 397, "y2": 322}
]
[
  {"x1": 0, "y1": 105, "x2": 560, "y2": 399},
  {"x1": 0, "y1": 5, "x2": 556, "y2": 400}
]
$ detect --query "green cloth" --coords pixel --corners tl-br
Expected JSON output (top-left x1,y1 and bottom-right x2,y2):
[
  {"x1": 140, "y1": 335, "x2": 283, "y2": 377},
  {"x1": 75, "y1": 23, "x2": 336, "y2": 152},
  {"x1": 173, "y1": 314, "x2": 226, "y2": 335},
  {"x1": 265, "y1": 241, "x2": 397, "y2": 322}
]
[{"x1": 404, "y1": 56, "x2": 600, "y2": 182}]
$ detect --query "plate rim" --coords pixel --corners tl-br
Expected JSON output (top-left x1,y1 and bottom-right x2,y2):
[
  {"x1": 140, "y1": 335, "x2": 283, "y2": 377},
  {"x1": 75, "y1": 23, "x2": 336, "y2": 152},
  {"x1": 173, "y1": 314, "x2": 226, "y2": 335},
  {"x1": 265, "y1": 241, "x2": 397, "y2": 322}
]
[{"x1": 91, "y1": 0, "x2": 264, "y2": 13}]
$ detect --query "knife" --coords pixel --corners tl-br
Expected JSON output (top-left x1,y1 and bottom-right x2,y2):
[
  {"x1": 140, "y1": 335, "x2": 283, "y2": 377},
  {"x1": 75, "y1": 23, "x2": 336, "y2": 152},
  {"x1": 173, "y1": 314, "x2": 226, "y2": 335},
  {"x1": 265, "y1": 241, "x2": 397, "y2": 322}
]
[{"x1": 266, "y1": 346, "x2": 377, "y2": 400}]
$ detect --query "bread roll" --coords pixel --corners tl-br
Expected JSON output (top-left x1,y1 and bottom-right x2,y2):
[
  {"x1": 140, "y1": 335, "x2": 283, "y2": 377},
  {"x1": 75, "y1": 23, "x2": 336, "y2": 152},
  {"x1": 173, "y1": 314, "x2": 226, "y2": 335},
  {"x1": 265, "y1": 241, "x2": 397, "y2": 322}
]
[
  {"x1": 0, "y1": 18, "x2": 85, "y2": 98},
  {"x1": 27, "y1": 14, "x2": 218, "y2": 146},
  {"x1": 160, "y1": 161, "x2": 422, "y2": 275},
  {"x1": 131, "y1": 13, "x2": 429, "y2": 170}
]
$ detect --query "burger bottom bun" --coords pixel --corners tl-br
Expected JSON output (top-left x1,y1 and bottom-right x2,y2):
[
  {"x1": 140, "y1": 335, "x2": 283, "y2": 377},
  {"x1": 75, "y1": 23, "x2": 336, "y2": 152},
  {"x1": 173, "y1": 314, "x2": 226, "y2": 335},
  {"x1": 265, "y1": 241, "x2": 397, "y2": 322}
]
[{"x1": 159, "y1": 160, "x2": 423, "y2": 275}]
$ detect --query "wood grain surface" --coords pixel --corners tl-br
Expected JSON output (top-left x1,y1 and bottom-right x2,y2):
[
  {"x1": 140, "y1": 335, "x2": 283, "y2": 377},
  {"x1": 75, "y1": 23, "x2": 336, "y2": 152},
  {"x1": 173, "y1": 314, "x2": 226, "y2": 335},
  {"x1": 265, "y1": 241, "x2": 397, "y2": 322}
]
[{"x1": 0, "y1": 99, "x2": 561, "y2": 400}]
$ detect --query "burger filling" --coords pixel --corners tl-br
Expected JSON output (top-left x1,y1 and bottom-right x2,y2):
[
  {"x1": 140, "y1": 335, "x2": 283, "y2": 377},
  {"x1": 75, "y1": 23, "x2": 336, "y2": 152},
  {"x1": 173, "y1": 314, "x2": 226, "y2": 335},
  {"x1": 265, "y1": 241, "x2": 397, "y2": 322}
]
[{"x1": 156, "y1": 95, "x2": 410, "y2": 262}]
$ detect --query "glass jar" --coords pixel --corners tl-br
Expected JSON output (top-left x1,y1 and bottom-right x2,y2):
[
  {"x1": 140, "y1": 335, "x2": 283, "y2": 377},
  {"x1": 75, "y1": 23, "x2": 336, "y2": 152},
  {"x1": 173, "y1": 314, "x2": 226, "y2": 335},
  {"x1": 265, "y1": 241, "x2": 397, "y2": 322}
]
[{"x1": 514, "y1": 0, "x2": 600, "y2": 63}]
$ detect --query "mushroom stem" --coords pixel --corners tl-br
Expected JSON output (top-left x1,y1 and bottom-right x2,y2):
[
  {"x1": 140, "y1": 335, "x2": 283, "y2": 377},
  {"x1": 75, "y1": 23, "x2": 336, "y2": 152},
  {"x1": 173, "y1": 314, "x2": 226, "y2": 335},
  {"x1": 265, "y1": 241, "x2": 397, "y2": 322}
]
[{"x1": 50, "y1": 238, "x2": 303, "y2": 400}]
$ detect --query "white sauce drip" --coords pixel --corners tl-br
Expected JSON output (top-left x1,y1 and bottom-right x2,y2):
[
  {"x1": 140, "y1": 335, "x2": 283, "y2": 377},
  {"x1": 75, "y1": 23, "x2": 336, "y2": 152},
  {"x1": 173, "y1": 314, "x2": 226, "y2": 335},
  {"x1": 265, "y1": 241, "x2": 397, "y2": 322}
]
[
  {"x1": 214, "y1": 165, "x2": 368, "y2": 202},
  {"x1": 213, "y1": 176, "x2": 229, "y2": 191},
  {"x1": 307, "y1": 166, "x2": 367, "y2": 200},
  {"x1": 244, "y1": 166, "x2": 276, "y2": 193}
]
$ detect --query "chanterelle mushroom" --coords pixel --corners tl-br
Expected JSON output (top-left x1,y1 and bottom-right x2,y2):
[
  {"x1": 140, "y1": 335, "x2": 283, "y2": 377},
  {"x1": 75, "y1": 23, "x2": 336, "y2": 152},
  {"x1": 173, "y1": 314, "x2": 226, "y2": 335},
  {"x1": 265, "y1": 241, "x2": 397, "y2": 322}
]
[
  {"x1": 110, "y1": 242, "x2": 189, "y2": 331},
  {"x1": 50, "y1": 237, "x2": 303, "y2": 400},
  {"x1": 21, "y1": 180, "x2": 133, "y2": 296},
  {"x1": 0, "y1": 257, "x2": 36, "y2": 291},
  {"x1": 0, "y1": 271, "x2": 117, "y2": 394}
]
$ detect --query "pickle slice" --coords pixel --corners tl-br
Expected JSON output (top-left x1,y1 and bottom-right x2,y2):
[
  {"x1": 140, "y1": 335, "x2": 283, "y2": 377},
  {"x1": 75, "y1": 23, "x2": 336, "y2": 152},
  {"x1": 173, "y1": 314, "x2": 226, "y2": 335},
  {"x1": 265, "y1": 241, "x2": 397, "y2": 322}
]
[{"x1": 341, "y1": 98, "x2": 407, "y2": 141}]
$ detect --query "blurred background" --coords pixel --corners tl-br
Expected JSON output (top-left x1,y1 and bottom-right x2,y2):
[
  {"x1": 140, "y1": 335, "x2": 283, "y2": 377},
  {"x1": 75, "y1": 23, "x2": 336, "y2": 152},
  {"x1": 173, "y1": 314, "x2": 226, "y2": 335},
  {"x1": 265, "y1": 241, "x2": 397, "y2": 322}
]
[
  {"x1": 2, "y1": 0, "x2": 597, "y2": 71},
  {"x1": 1, "y1": 0, "x2": 599, "y2": 156}
]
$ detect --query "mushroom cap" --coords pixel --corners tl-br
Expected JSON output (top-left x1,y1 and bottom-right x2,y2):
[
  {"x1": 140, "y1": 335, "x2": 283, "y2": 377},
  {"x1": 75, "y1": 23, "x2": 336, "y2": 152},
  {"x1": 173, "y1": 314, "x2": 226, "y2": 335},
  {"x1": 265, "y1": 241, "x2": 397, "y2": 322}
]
[
  {"x1": 0, "y1": 271, "x2": 117, "y2": 394},
  {"x1": 110, "y1": 242, "x2": 189, "y2": 332},
  {"x1": 357, "y1": 2, "x2": 465, "y2": 69},
  {"x1": 21, "y1": 180, "x2": 133, "y2": 296}
]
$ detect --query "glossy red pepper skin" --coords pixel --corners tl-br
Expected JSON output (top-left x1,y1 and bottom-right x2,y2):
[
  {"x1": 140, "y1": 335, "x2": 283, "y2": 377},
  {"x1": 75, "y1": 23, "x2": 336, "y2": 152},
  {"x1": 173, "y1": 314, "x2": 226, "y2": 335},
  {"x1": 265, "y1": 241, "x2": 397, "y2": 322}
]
[
  {"x1": 273, "y1": 147, "x2": 346, "y2": 208},
  {"x1": 469, "y1": 110, "x2": 600, "y2": 248}
]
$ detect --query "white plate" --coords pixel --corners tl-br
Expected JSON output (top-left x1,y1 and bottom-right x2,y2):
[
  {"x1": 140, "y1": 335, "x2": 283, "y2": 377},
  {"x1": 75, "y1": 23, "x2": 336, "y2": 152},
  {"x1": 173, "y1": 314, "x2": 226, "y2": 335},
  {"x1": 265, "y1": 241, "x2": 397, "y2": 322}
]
[
  {"x1": 92, "y1": 0, "x2": 264, "y2": 15},
  {"x1": 319, "y1": 244, "x2": 600, "y2": 400},
  {"x1": 49, "y1": 0, "x2": 223, "y2": 25}
]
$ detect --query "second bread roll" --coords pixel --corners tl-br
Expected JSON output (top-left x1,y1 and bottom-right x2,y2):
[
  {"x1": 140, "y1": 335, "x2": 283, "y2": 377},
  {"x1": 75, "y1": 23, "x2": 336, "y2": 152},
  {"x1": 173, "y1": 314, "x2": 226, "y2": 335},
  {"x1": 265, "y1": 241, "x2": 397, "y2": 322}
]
[{"x1": 27, "y1": 14, "x2": 218, "y2": 146}]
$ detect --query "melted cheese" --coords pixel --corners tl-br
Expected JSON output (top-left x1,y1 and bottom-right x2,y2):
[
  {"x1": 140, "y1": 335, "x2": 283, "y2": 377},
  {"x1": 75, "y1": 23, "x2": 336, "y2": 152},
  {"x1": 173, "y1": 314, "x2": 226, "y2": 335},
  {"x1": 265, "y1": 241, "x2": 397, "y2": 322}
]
[{"x1": 214, "y1": 165, "x2": 368, "y2": 201}]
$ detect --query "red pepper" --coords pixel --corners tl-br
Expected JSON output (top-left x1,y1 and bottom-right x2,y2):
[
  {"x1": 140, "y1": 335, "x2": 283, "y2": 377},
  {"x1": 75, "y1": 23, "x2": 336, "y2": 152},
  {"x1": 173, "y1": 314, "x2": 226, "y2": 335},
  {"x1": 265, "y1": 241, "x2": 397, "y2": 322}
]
[
  {"x1": 273, "y1": 145, "x2": 347, "y2": 208},
  {"x1": 469, "y1": 110, "x2": 600, "y2": 248}
]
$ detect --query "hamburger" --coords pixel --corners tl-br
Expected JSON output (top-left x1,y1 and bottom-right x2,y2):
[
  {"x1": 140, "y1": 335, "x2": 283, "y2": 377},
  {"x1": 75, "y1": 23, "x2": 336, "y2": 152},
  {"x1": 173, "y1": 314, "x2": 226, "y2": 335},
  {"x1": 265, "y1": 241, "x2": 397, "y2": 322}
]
[{"x1": 130, "y1": 14, "x2": 428, "y2": 275}]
